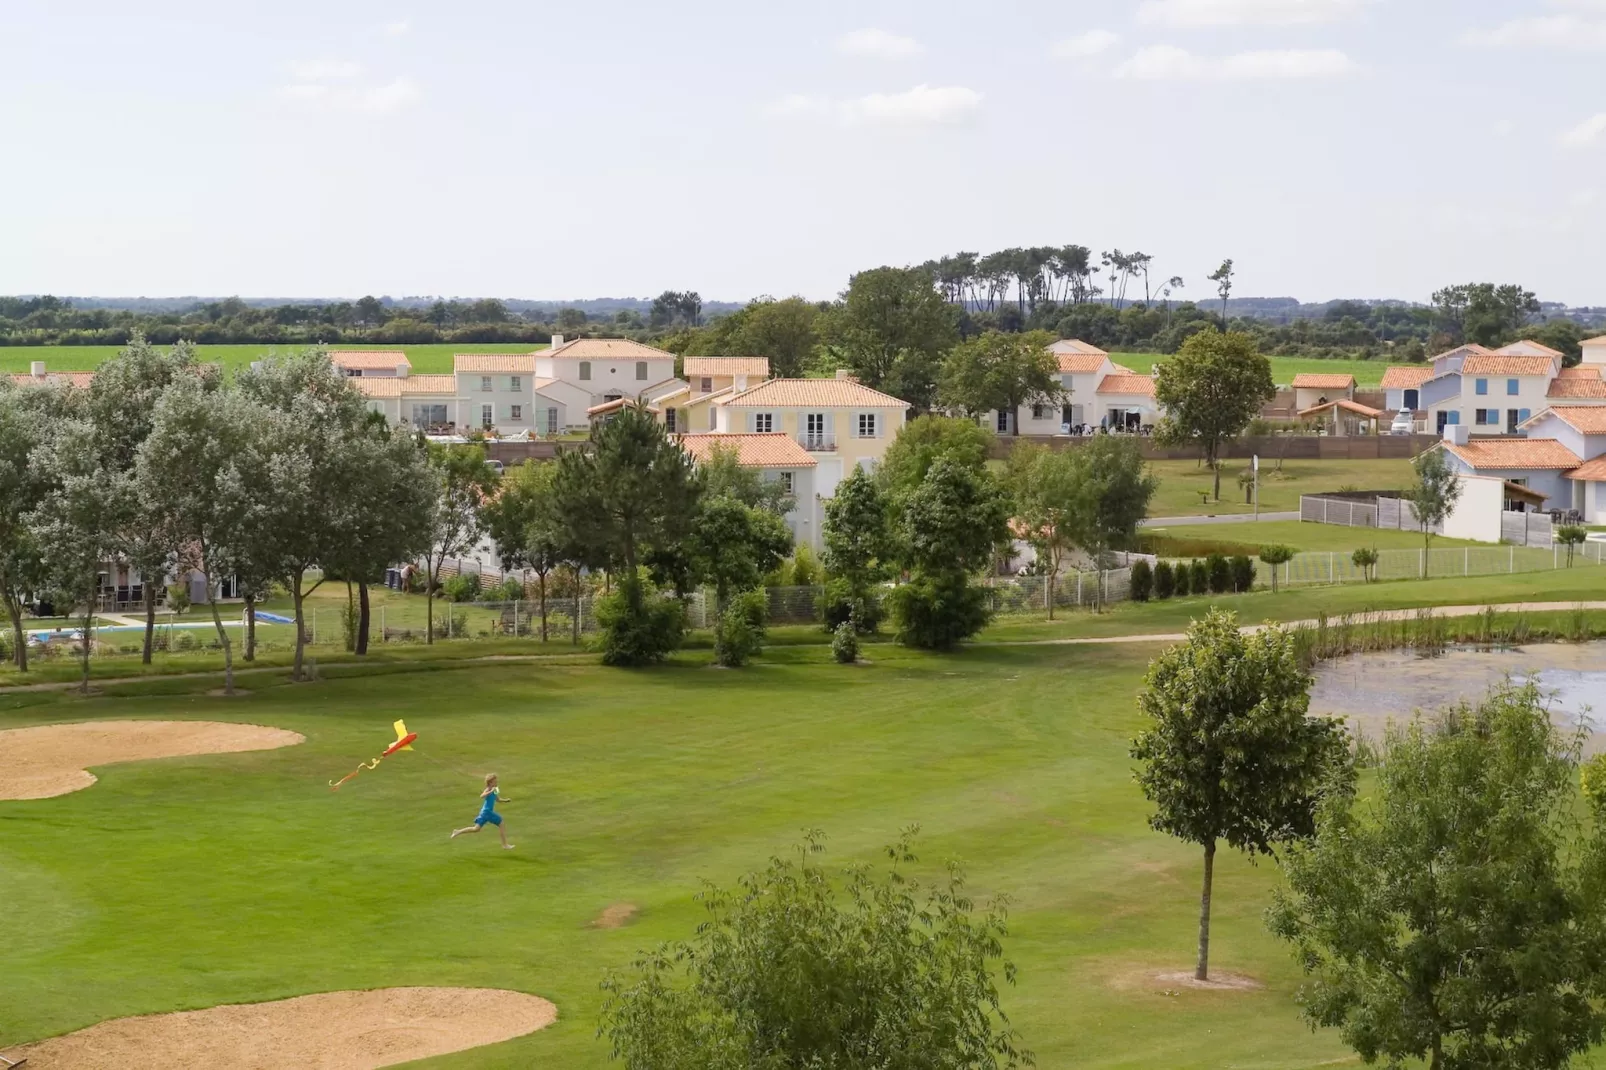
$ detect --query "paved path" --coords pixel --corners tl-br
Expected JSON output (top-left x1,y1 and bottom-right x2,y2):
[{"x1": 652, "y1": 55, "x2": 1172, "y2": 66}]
[
  {"x1": 1141, "y1": 511, "x2": 1301, "y2": 527},
  {"x1": 1015, "y1": 601, "x2": 1606, "y2": 647}
]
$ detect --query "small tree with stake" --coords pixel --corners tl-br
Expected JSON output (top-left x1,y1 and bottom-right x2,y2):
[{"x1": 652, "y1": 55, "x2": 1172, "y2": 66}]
[
  {"x1": 1351, "y1": 546, "x2": 1379, "y2": 582},
  {"x1": 1132, "y1": 610, "x2": 1350, "y2": 981},
  {"x1": 1403, "y1": 449, "x2": 1463, "y2": 577},
  {"x1": 1557, "y1": 524, "x2": 1587, "y2": 566},
  {"x1": 1259, "y1": 544, "x2": 1294, "y2": 593}
]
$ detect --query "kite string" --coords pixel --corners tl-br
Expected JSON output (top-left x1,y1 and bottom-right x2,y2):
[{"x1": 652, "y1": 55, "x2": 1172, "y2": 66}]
[{"x1": 416, "y1": 750, "x2": 485, "y2": 782}]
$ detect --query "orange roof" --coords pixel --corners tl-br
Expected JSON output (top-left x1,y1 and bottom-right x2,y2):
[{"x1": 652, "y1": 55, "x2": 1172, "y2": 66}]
[
  {"x1": 1441, "y1": 438, "x2": 1581, "y2": 470},
  {"x1": 1432, "y1": 343, "x2": 1495, "y2": 361},
  {"x1": 678, "y1": 433, "x2": 817, "y2": 469},
  {"x1": 1050, "y1": 338, "x2": 1107, "y2": 355},
  {"x1": 330, "y1": 349, "x2": 411, "y2": 370},
  {"x1": 453, "y1": 352, "x2": 536, "y2": 373},
  {"x1": 10, "y1": 371, "x2": 95, "y2": 388},
  {"x1": 1538, "y1": 406, "x2": 1606, "y2": 434},
  {"x1": 1291, "y1": 373, "x2": 1356, "y2": 390},
  {"x1": 351, "y1": 374, "x2": 457, "y2": 398},
  {"x1": 1567, "y1": 456, "x2": 1606, "y2": 482},
  {"x1": 1557, "y1": 366, "x2": 1602, "y2": 380},
  {"x1": 1298, "y1": 399, "x2": 1382, "y2": 418},
  {"x1": 1584, "y1": 336, "x2": 1606, "y2": 345},
  {"x1": 1495, "y1": 340, "x2": 1565, "y2": 358},
  {"x1": 683, "y1": 357, "x2": 769, "y2": 377},
  {"x1": 1460, "y1": 354, "x2": 1557, "y2": 377},
  {"x1": 1096, "y1": 373, "x2": 1157, "y2": 397},
  {"x1": 586, "y1": 397, "x2": 660, "y2": 417},
  {"x1": 1548, "y1": 377, "x2": 1606, "y2": 399},
  {"x1": 1380, "y1": 365, "x2": 1435, "y2": 389},
  {"x1": 1056, "y1": 352, "x2": 1111, "y2": 374},
  {"x1": 724, "y1": 378, "x2": 907, "y2": 409},
  {"x1": 548, "y1": 338, "x2": 674, "y2": 360}
]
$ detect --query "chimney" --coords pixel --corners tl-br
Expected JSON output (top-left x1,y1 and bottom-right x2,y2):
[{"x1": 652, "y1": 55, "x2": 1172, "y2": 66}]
[
  {"x1": 1444, "y1": 424, "x2": 1470, "y2": 447},
  {"x1": 397, "y1": 363, "x2": 410, "y2": 378},
  {"x1": 29, "y1": 361, "x2": 45, "y2": 377},
  {"x1": 835, "y1": 368, "x2": 852, "y2": 380},
  {"x1": 550, "y1": 333, "x2": 564, "y2": 349}
]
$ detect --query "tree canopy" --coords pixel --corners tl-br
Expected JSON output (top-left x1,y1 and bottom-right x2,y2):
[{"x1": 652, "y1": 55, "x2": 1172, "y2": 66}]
[{"x1": 1153, "y1": 330, "x2": 1276, "y2": 501}]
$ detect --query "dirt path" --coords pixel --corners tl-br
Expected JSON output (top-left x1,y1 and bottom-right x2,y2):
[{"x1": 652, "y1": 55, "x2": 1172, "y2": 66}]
[{"x1": 10, "y1": 987, "x2": 556, "y2": 1069}]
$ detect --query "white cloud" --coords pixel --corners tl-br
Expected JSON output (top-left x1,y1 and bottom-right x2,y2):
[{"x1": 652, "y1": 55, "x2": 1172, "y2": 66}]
[
  {"x1": 359, "y1": 78, "x2": 422, "y2": 113},
  {"x1": 1115, "y1": 45, "x2": 1355, "y2": 79},
  {"x1": 1461, "y1": 14, "x2": 1606, "y2": 51},
  {"x1": 288, "y1": 59, "x2": 363, "y2": 81},
  {"x1": 276, "y1": 76, "x2": 422, "y2": 114},
  {"x1": 1570, "y1": 189, "x2": 1600, "y2": 208},
  {"x1": 383, "y1": 18, "x2": 411, "y2": 35},
  {"x1": 1561, "y1": 113, "x2": 1606, "y2": 146},
  {"x1": 1053, "y1": 30, "x2": 1121, "y2": 58},
  {"x1": 769, "y1": 85, "x2": 982, "y2": 127},
  {"x1": 835, "y1": 28, "x2": 924, "y2": 59},
  {"x1": 1493, "y1": 118, "x2": 1516, "y2": 137},
  {"x1": 1137, "y1": 0, "x2": 1369, "y2": 27}
]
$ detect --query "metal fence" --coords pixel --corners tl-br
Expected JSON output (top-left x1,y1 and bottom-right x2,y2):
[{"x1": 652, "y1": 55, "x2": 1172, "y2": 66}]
[
  {"x1": 1301, "y1": 494, "x2": 1557, "y2": 548},
  {"x1": 1260, "y1": 542, "x2": 1603, "y2": 587}
]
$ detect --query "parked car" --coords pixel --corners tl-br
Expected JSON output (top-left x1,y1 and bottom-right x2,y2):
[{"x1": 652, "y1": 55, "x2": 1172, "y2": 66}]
[
  {"x1": 1389, "y1": 410, "x2": 1415, "y2": 435},
  {"x1": 485, "y1": 459, "x2": 505, "y2": 475}
]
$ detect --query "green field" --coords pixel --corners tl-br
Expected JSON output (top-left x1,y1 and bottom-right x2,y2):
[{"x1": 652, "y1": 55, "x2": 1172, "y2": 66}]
[
  {"x1": 0, "y1": 343, "x2": 545, "y2": 376},
  {"x1": 1145, "y1": 518, "x2": 1479, "y2": 554},
  {"x1": 1115, "y1": 352, "x2": 1392, "y2": 387},
  {"x1": 1146, "y1": 457, "x2": 1414, "y2": 518},
  {"x1": 6, "y1": 572, "x2": 1606, "y2": 1066}
]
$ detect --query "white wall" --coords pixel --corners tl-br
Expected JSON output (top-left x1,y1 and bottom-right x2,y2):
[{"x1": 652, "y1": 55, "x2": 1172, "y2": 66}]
[{"x1": 1441, "y1": 474, "x2": 1506, "y2": 543}]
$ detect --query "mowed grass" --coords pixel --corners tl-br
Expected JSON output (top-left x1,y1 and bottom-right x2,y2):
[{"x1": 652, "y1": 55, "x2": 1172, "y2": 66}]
[
  {"x1": 1147, "y1": 457, "x2": 1415, "y2": 518},
  {"x1": 0, "y1": 637, "x2": 1370, "y2": 1068},
  {"x1": 1145, "y1": 518, "x2": 1482, "y2": 553},
  {"x1": 0, "y1": 343, "x2": 545, "y2": 376},
  {"x1": 1116, "y1": 352, "x2": 1392, "y2": 387}
]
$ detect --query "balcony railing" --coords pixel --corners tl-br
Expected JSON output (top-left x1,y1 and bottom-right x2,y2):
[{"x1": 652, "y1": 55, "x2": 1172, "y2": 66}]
[{"x1": 798, "y1": 435, "x2": 836, "y2": 452}]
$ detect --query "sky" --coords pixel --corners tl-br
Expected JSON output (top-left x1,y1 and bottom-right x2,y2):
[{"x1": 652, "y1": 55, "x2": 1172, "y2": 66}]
[{"x1": 3, "y1": 0, "x2": 1604, "y2": 307}]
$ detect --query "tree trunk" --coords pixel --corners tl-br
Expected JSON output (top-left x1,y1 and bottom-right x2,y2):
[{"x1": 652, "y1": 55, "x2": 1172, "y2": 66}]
[
  {"x1": 1212, "y1": 456, "x2": 1222, "y2": 502},
  {"x1": 291, "y1": 574, "x2": 307, "y2": 681},
  {"x1": 79, "y1": 585, "x2": 94, "y2": 695},
  {"x1": 572, "y1": 567, "x2": 582, "y2": 645},
  {"x1": 1196, "y1": 839, "x2": 1216, "y2": 981},
  {"x1": 357, "y1": 581, "x2": 371, "y2": 655},
  {"x1": 6, "y1": 591, "x2": 28, "y2": 673},
  {"x1": 206, "y1": 586, "x2": 234, "y2": 696},
  {"x1": 1046, "y1": 569, "x2": 1056, "y2": 620},
  {"x1": 142, "y1": 581, "x2": 157, "y2": 664},
  {"x1": 426, "y1": 558, "x2": 436, "y2": 645},
  {"x1": 244, "y1": 595, "x2": 257, "y2": 662},
  {"x1": 538, "y1": 571, "x2": 548, "y2": 642}
]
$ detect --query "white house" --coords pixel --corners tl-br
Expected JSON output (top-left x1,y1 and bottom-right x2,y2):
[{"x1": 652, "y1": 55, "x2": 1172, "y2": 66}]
[
  {"x1": 534, "y1": 336, "x2": 678, "y2": 407},
  {"x1": 679, "y1": 433, "x2": 823, "y2": 548},
  {"x1": 330, "y1": 350, "x2": 411, "y2": 378},
  {"x1": 1291, "y1": 373, "x2": 1356, "y2": 412},
  {"x1": 982, "y1": 339, "x2": 1162, "y2": 435},
  {"x1": 1379, "y1": 340, "x2": 1606, "y2": 436}
]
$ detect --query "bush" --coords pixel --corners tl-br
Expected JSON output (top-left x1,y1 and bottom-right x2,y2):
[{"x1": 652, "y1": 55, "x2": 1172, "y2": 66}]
[
  {"x1": 172, "y1": 630, "x2": 197, "y2": 652},
  {"x1": 832, "y1": 621, "x2": 860, "y2": 664},
  {"x1": 596, "y1": 576, "x2": 686, "y2": 667},
  {"x1": 431, "y1": 608, "x2": 469, "y2": 639},
  {"x1": 1351, "y1": 546, "x2": 1379, "y2": 582},
  {"x1": 1130, "y1": 559, "x2": 1154, "y2": 602},
  {"x1": 1206, "y1": 553, "x2": 1232, "y2": 594},
  {"x1": 165, "y1": 582, "x2": 191, "y2": 615},
  {"x1": 887, "y1": 571, "x2": 991, "y2": 651},
  {"x1": 496, "y1": 577, "x2": 526, "y2": 601},
  {"x1": 1230, "y1": 555, "x2": 1256, "y2": 593},
  {"x1": 1153, "y1": 560, "x2": 1175, "y2": 600},
  {"x1": 1189, "y1": 559, "x2": 1210, "y2": 597},
  {"x1": 819, "y1": 577, "x2": 882, "y2": 634},
  {"x1": 1260, "y1": 544, "x2": 1296, "y2": 594},
  {"x1": 441, "y1": 574, "x2": 481, "y2": 603},
  {"x1": 788, "y1": 544, "x2": 821, "y2": 587},
  {"x1": 713, "y1": 602, "x2": 764, "y2": 668},
  {"x1": 1172, "y1": 560, "x2": 1191, "y2": 597}
]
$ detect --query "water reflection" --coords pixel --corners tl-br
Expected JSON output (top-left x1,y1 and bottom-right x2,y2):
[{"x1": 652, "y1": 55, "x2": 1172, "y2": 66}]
[{"x1": 1309, "y1": 643, "x2": 1606, "y2": 751}]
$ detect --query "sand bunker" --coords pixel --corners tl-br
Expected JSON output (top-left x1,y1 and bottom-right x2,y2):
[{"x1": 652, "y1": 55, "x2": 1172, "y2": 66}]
[
  {"x1": 591, "y1": 903, "x2": 639, "y2": 929},
  {"x1": 11, "y1": 987, "x2": 557, "y2": 1069},
  {"x1": 0, "y1": 720, "x2": 305, "y2": 800}
]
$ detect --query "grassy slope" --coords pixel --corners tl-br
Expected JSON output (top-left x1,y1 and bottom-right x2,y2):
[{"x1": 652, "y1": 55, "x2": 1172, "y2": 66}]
[
  {"x1": 1146, "y1": 457, "x2": 1414, "y2": 517},
  {"x1": 0, "y1": 344, "x2": 544, "y2": 376},
  {"x1": 1117, "y1": 352, "x2": 1391, "y2": 386},
  {"x1": 1145, "y1": 518, "x2": 1482, "y2": 553}
]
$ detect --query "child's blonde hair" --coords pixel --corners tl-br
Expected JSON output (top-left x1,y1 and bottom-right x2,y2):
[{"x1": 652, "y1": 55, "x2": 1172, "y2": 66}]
[{"x1": 484, "y1": 773, "x2": 497, "y2": 785}]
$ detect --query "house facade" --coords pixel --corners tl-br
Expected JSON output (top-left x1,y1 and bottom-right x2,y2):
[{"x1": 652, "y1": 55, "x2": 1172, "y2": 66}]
[
  {"x1": 1435, "y1": 406, "x2": 1606, "y2": 521},
  {"x1": 534, "y1": 336, "x2": 678, "y2": 407},
  {"x1": 980, "y1": 339, "x2": 1163, "y2": 435},
  {"x1": 1377, "y1": 340, "x2": 1606, "y2": 436},
  {"x1": 1291, "y1": 373, "x2": 1356, "y2": 412},
  {"x1": 678, "y1": 432, "x2": 822, "y2": 547}
]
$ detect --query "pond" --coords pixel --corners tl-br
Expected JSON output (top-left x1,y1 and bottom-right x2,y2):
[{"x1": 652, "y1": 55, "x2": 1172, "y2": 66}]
[{"x1": 1310, "y1": 642, "x2": 1606, "y2": 752}]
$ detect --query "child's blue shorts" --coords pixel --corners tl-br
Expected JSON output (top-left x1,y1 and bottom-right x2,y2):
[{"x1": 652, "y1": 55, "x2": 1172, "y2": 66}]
[{"x1": 475, "y1": 811, "x2": 502, "y2": 827}]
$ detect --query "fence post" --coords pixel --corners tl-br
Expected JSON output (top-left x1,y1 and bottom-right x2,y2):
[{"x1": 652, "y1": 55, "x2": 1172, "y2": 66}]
[
  {"x1": 1420, "y1": 548, "x2": 1425, "y2": 579},
  {"x1": 1510, "y1": 545, "x2": 1514, "y2": 574},
  {"x1": 1077, "y1": 572, "x2": 1083, "y2": 606},
  {"x1": 381, "y1": 606, "x2": 386, "y2": 641},
  {"x1": 1555, "y1": 545, "x2": 1559, "y2": 569},
  {"x1": 1329, "y1": 552, "x2": 1334, "y2": 583},
  {"x1": 514, "y1": 599, "x2": 520, "y2": 638},
  {"x1": 312, "y1": 608, "x2": 317, "y2": 646}
]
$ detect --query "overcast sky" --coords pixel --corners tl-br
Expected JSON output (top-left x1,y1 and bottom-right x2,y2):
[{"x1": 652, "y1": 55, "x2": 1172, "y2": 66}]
[{"x1": 3, "y1": 0, "x2": 1603, "y2": 306}]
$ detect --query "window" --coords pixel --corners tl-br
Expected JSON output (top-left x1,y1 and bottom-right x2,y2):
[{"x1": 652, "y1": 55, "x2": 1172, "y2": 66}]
[
  {"x1": 779, "y1": 471, "x2": 794, "y2": 494},
  {"x1": 1032, "y1": 403, "x2": 1050, "y2": 420},
  {"x1": 410, "y1": 403, "x2": 448, "y2": 426},
  {"x1": 1475, "y1": 409, "x2": 1497, "y2": 426},
  {"x1": 995, "y1": 410, "x2": 1010, "y2": 433},
  {"x1": 857, "y1": 412, "x2": 878, "y2": 438},
  {"x1": 805, "y1": 412, "x2": 826, "y2": 446},
  {"x1": 1518, "y1": 408, "x2": 1531, "y2": 423},
  {"x1": 709, "y1": 407, "x2": 719, "y2": 431},
  {"x1": 700, "y1": 377, "x2": 713, "y2": 393},
  {"x1": 1475, "y1": 378, "x2": 1488, "y2": 395},
  {"x1": 636, "y1": 361, "x2": 648, "y2": 380},
  {"x1": 546, "y1": 407, "x2": 559, "y2": 433},
  {"x1": 511, "y1": 376, "x2": 521, "y2": 391},
  {"x1": 510, "y1": 405, "x2": 523, "y2": 421},
  {"x1": 480, "y1": 404, "x2": 494, "y2": 427},
  {"x1": 1403, "y1": 388, "x2": 1420, "y2": 410},
  {"x1": 579, "y1": 361, "x2": 591, "y2": 381},
  {"x1": 1447, "y1": 411, "x2": 1460, "y2": 425},
  {"x1": 754, "y1": 412, "x2": 774, "y2": 433},
  {"x1": 480, "y1": 376, "x2": 493, "y2": 392},
  {"x1": 1507, "y1": 378, "x2": 1519, "y2": 396},
  {"x1": 664, "y1": 407, "x2": 677, "y2": 432}
]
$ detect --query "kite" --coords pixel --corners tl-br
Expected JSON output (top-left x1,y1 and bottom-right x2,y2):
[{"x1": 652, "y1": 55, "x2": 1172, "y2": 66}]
[{"x1": 329, "y1": 720, "x2": 418, "y2": 790}]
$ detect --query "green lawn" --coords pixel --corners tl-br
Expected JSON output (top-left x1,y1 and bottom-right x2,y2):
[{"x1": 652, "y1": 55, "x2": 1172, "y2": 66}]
[
  {"x1": 0, "y1": 343, "x2": 545, "y2": 376},
  {"x1": 1144, "y1": 518, "x2": 1481, "y2": 554},
  {"x1": 1147, "y1": 457, "x2": 1414, "y2": 518},
  {"x1": 1116, "y1": 352, "x2": 1392, "y2": 387}
]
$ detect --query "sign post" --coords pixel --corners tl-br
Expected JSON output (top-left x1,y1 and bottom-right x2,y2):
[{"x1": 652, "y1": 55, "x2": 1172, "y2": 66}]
[{"x1": 1252, "y1": 454, "x2": 1260, "y2": 520}]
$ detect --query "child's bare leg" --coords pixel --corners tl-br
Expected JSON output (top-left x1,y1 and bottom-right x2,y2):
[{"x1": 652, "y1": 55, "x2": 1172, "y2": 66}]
[
  {"x1": 498, "y1": 823, "x2": 512, "y2": 848},
  {"x1": 450, "y1": 824, "x2": 480, "y2": 839}
]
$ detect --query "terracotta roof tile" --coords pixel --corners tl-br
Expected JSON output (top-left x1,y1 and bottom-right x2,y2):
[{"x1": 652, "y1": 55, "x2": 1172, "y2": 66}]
[
  {"x1": 1291, "y1": 373, "x2": 1357, "y2": 389},
  {"x1": 1095, "y1": 373, "x2": 1157, "y2": 397},
  {"x1": 1584, "y1": 336, "x2": 1606, "y2": 345},
  {"x1": 1299, "y1": 399, "x2": 1382, "y2": 418},
  {"x1": 1548, "y1": 378, "x2": 1606, "y2": 399},
  {"x1": 548, "y1": 338, "x2": 675, "y2": 360},
  {"x1": 1460, "y1": 354, "x2": 1558, "y2": 376},
  {"x1": 1567, "y1": 456, "x2": 1606, "y2": 482},
  {"x1": 1380, "y1": 365, "x2": 1435, "y2": 389},
  {"x1": 1539, "y1": 406, "x2": 1606, "y2": 434},
  {"x1": 351, "y1": 374, "x2": 457, "y2": 398},
  {"x1": 330, "y1": 349, "x2": 411, "y2": 370},
  {"x1": 587, "y1": 397, "x2": 660, "y2": 416},
  {"x1": 683, "y1": 357, "x2": 770, "y2": 377},
  {"x1": 10, "y1": 371, "x2": 95, "y2": 388},
  {"x1": 678, "y1": 433, "x2": 818, "y2": 469},
  {"x1": 1432, "y1": 343, "x2": 1496, "y2": 361},
  {"x1": 1557, "y1": 366, "x2": 1602, "y2": 380},
  {"x1": 453, "y1": 352, "x2": 537, "y2": 372},
  {"x1": 1049, "y1": 338, "x2": 1108, "y2": 357},
  {"x1": 724, "y1": 378, "x2": 907, "y2": 408},
  {"x1": 1056, "y1": 353, "x2": 1111, "y2": 373},
  {"x1": 1495, "y1": 340, "x2": 1565, "y2": 358},
  {"x1": 1441, "y1": 438, "x2": 1581, "y2": 470}
]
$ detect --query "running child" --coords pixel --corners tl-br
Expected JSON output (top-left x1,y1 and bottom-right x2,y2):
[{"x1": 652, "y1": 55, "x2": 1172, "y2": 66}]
[{"x1": 451, "y1": 773, "x2": 514, "y2": 849}]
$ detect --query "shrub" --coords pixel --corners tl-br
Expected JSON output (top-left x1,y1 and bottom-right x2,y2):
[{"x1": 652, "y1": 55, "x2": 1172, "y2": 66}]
[
  {"x1": 1189, "y1": 559, "x2": 1210, "y2": 597},
  {"x1": 832, "y1": 621, "x2": 860, "y2": 664},
  {"x1": 713, "y1": 594, "x2": 766, "y2": 668},
  {"x1": 887, "y1": 571, "x2": 991, "y2": 651},
  {"x1": 172, "y1": 630, "x2": 197, "y2": 652},
  {"x1": 431, "y1": 608, "x2": 469, "y2": 639},
  {"x1": 1230, "y1": 555, "x2": 1255, "y2": 593},
  {"x1": 1260, "y1": 544, "x2": 1296, "y2": 594},
  {"x1": 1172, "y1": 560, "x2": 1192, "y2": 597},
  {"x1": 819, "y1": 577, "x2": 882, "y2": 634},
  {"x1": 788, "y1": 544, "x2": 821, "y2": 587},
  {"x1": 441, "y1": 574, "x2": 481, "y2": 603},
  {"x1": 496, "y1": 577, "x2": 526, "y2": 601},
  {"x1": 1153, "y1": 560, "x2": 1176, "y2": 600},
  {"x1": 596, "y1": 576, "x2": 686, "y2": 667},
  {"x1": 165, "y1": 582, "x2": 191, "y2": 615},
  {"x1": 1351, "y1": 546, "x2": 1379, "y2": 583},
  {"x1": 1206, "y1": 553, "x2": 1232, "y2": 594},
  {"x1": 1130, "y1": 559, "x2": 1154, "y2": 602}
]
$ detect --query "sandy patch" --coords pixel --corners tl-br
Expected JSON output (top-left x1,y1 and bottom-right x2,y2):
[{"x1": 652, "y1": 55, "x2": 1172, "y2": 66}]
[
  {"x1": 0, "y1": 720, "x2": 305, "y2": 800},
  {"x1": 1106, "y1": 964, "x2": 1263, "y2": 994},
  {"x1": 11, "y1": 987, "x2": 555, "y2": 1069},
  {"x1": 591, "y1": 903, "x2": 639, "y2": 929}
]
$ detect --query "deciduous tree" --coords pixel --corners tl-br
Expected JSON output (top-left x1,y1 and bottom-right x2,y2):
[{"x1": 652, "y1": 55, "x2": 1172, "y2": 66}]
[
  {"x1": 938, "y1": 330, "x2": 1062, "y2": 434},
  {"x1": 888, "y1": 459, "x2": 1010, "y2": 650},
  {"x1": 1404, "y1": 449, "x2": 1464, "y2": 572},
  {"x1": 820, "y1": 466, "x2": 893, "y2": 632},
  {"x1": 823, "y1": 265, "x2": 958, "y2": 405},
  {"x1": 423, "y1": 443, "x2": 496, "y2": 644},
  {"x1": 1153, "y1": 330, "x2": 1275, "y2": 501}
]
